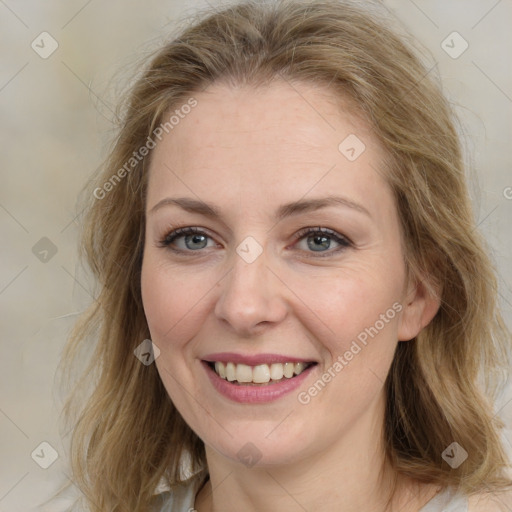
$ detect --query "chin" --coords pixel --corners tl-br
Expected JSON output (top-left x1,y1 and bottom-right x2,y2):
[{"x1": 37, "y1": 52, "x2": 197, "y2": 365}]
[{"x1": 203, "y1": 423, "x2": 317, "y2": 468}]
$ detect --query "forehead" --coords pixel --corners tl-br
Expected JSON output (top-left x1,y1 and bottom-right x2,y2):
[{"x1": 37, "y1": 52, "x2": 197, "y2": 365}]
[{"x1": 146, "y1": 80, "x2": 392, "y2": 218}]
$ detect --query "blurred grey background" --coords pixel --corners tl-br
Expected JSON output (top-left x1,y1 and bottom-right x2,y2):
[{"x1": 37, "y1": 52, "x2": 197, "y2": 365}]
[{"x1": 1, "y1": 1, "x2": 511, "y2": 510}]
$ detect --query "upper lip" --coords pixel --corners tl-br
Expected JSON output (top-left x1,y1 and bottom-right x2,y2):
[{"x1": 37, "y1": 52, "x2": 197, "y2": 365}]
[{"x1": 202, "y1": 352, "x2": 317, "y2": 366}]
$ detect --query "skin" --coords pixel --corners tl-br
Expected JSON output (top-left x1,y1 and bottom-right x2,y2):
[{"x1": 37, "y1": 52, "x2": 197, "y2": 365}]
[{"x1": 140, "y1": 80, "x2": 443, "y2": 511}]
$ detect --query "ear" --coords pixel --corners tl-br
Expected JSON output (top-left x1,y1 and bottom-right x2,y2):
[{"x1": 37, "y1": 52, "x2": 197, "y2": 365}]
[{"x1": 397, "y1": 273, "x2": 442, "y2": 342}]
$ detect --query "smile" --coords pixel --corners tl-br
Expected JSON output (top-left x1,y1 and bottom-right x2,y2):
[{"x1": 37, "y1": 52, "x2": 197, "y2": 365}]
[
  {"x1": 201, "y1": 355, "x2": 318, "y2": 403},
  {"x1": 208, "y1": 361, "x2": 315, "y2": 385}
]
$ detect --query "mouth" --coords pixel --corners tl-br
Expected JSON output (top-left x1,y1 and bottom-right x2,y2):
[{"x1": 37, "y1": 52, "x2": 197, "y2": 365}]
[{"x1": 204, "y1": 360, "x2": 318, "y2": 386}]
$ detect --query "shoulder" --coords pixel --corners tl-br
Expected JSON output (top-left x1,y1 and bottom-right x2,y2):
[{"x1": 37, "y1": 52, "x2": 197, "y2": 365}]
[
  {"x1": 148, "y1": 487, "x2": 193, "y2": 512},
  {"x1": 467, "y1": 490, "x2": 512, "y2": 511},
  {"x1": 148, "y1": 469, "x2": 209, "y2": 512}
]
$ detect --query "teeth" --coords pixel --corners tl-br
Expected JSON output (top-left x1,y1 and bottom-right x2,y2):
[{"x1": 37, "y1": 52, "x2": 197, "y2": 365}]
[
  {"x1": 214, "y1": 362, "x2": 226, "y2": 379},
  {"x1": 283, "y1": 362, "x2": 294, "y2": 378},
  {"x1": 269, "y1": 363, "x2": 283, "y2": 380},
  {"x1": 236, "y1": 364, "x2": 253, "y2": 383},
  {"x1": 294, "y1": 362, "x2": 306, "y2": 375},
  {"x1": 253, "y1": 364, "x2": 271, "y2": 383},
  {"x1": 226, "y1": 362, "x2": 236, "y2": 381},
  {"x1": 211, "y1": 361, "x2": 312, "y2": 383}
]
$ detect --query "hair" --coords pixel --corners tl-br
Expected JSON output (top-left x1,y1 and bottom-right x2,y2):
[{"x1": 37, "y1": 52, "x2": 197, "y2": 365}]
[{"x1": 52, "y1": 0, "x2": 512, "y2": 510}]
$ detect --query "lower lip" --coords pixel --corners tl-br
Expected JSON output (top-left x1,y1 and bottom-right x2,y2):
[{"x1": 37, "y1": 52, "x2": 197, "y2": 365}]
[{"x1": 202, "y1": 361, "x2": 316, "y2": 404}]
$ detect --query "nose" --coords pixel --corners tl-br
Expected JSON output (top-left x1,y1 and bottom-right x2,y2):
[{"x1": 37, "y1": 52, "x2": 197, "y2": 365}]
[{"x1": 214, "y1": 246, "x2": 288, "y2": 336}]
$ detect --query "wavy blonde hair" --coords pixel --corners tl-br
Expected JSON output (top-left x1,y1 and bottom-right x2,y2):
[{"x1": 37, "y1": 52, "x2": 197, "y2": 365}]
[{"x1": 53, "y1": 0, "x2": 512, "y2": 510}]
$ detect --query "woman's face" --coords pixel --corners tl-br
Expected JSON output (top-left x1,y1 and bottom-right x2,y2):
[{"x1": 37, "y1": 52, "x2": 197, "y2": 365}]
[{"x1": 141, "y1": 80, "x2": 434, "y2": 467}]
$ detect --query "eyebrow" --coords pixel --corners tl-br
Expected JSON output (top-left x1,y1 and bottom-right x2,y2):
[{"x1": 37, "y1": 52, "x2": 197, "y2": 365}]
[{"x1": 149, "y1": 195, "x2": 372, "y2": 221}]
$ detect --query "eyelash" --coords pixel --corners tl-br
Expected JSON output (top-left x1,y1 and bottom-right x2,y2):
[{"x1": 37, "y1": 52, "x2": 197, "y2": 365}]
[{"x1": 158, "y1": 226, "x2": 353, "y2": 257}]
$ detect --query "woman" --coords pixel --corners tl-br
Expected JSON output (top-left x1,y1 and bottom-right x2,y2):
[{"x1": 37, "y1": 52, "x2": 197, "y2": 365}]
[{"x1": 56, "y1": 0, "x2": 512, "y2": 510}]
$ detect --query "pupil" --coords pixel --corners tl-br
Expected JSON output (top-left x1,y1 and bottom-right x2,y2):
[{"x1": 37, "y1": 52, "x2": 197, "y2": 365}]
[
  {"x1": 309, "y1": 235, "x2": 329, "y2": 251},
  {"x1": 187, "y1": 234, "x2": 207, "y2": 249}
]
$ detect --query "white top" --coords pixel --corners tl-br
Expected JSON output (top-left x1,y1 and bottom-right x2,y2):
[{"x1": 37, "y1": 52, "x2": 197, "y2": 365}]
[
  {"x1": 150, "y1": 471, "x2": 469, "y2": 512},
  {"x1": 419, "y1": 487, "x2": 469, "y2": 511}
]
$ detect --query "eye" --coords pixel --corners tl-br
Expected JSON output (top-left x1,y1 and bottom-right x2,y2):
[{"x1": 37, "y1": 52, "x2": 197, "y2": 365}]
[
  {"x1": 159, "y1": 226, "x2": 352, "y2": 257},
  {"x1": 293, "y1": 227, "x2": 352, "y2": 257},
  {"x1": 158, "y1": 227, "x2": 216, "y2": 252}
]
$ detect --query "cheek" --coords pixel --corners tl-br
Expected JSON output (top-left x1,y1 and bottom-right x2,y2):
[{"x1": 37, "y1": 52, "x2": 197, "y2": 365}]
[
  {"x1": 140, "y1": 254, "x2": 209, "y2": 346},
  {"x1": 301, "y1": 264, "x2": 403, "y2": 341},
  {"x1": 300, "y1": 266, "x2": 403, "y2": 399}
]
